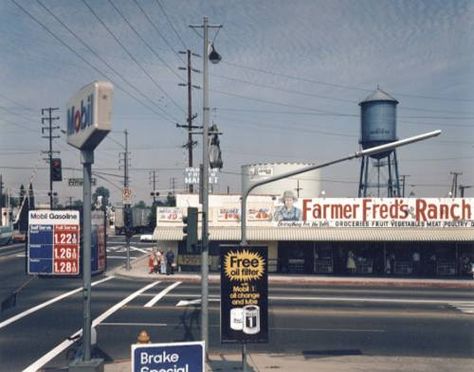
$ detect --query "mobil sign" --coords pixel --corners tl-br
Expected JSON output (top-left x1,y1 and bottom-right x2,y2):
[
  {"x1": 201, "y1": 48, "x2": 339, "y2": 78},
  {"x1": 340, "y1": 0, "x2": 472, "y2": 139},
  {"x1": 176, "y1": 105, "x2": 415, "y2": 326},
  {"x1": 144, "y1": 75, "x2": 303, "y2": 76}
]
[
  {"x1": 132, "y1": 341, "x2": 205, "y2": 372},
  {"x1": 67, "y1": 80, "x2": 113, "y2": 150}
]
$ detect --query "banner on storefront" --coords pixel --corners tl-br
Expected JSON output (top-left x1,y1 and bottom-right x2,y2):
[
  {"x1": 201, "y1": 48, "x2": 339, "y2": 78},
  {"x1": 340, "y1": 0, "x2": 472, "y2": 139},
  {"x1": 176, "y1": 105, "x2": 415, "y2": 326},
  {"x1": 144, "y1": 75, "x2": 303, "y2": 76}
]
[
  {"x1": 157, "y1": 207, "x2": 183, "y2": 222},
  {"x1": 272, "y1": 197, "x2": 474, "y2": 228}
]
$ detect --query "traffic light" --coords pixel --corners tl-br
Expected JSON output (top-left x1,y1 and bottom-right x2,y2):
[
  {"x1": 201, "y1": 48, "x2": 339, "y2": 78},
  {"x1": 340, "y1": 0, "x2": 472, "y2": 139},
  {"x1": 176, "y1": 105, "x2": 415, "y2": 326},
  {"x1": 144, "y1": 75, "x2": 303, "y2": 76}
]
[
  {"x1": 182, "y1": 207, "x2": 198, "y2": 253},
  {"x1": 124, "y1": 206, "x2": 134, "y2": 238},
  {"x1": 51, "y1": 158, "x2": 62, "y2": 182}
]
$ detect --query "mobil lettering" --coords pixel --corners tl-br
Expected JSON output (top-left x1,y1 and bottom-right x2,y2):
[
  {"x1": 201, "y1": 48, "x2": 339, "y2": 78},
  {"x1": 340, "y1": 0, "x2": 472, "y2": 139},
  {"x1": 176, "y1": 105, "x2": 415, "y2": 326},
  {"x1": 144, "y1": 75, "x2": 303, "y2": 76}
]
[{"x1": 67, "y1": 93, "x2": 94, "y2": 135}]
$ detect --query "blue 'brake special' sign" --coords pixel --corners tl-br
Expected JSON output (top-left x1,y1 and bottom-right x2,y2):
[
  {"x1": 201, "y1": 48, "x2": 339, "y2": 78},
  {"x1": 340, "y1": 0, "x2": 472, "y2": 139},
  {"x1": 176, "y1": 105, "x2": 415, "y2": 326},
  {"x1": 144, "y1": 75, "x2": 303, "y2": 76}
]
[{"x1": 132, "y1": 341, "x2": 204, "y2": 372}]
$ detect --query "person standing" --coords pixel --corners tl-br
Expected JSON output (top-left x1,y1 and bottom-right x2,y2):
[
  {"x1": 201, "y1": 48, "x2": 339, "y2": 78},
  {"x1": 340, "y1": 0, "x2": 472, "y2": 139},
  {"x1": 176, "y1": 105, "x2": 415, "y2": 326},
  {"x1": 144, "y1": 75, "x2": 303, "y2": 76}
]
[
  {"x1": 166, "y1": 249, "x2": 175, "y2": 275},
  {"x1": 154, "y1": 250, "x2": 162, "y2": 274},
  {"x1": 159, "y1": 250, "x2": 166, "y2": 274},
  {"x1": 346, "y1": 251, "x2": 356, "y2": 274}
]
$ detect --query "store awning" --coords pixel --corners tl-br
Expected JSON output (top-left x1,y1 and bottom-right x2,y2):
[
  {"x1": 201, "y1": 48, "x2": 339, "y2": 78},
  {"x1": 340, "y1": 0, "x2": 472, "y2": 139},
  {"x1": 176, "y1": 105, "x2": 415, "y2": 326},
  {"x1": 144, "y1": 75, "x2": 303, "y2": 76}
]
[{"x1": 153, "y1": 226, "x2": 474, "y2": 242}]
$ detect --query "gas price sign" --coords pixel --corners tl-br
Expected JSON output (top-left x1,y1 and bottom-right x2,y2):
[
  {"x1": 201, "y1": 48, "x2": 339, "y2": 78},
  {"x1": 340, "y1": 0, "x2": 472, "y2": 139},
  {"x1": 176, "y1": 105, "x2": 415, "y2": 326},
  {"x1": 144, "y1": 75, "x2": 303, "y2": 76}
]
[{"x1": 28, "y1": 210, "x2": 80, "y2": 276}]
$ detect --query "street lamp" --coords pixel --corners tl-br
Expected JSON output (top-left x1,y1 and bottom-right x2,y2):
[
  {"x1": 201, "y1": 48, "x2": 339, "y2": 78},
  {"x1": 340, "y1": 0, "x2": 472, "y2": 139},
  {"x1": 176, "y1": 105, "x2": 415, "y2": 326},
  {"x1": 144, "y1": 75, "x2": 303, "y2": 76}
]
[
  {"x1": 190, "y1": 16, "x2": 222, "y2": 359},
  {"x1": 240, "y1": 130, "x2": 442, "y2": 245}
]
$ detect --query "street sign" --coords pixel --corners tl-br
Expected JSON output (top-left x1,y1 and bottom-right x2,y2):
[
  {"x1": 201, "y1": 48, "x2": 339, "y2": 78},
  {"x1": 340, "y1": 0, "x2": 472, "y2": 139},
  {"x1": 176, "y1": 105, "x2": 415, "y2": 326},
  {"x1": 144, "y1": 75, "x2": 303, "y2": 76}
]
[
  {"x1": 27, "y1": 210, "x2": 80, "y2": 276},
  {"x1": 220, "y1": 245, "x2": 268, "y2": 343},
  {"x1": 122, "y1": 187, "x2": 132, "y2": 205},
  {"x1": 68, "y1": 178, "x2": 97, "y2": 187},
  {"x1": 132, "y1": 341, "x2": 205, "y2": 372},
  {"x1": 184, "y1": 167, "x2": 219, "y2": 185}
]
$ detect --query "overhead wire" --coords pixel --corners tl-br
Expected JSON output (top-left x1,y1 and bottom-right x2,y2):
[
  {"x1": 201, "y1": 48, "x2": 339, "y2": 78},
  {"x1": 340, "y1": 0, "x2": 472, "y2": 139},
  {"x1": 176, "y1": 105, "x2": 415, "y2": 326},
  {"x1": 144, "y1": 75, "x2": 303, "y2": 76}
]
[
  {"x1": 132, "y1": 0, "x2": 185, "y2": 63},
  {"x1": 222, "y1": 60, "x2": 474, "y2": 103},
  {"x1": 36, "y1": 0, "x2": 177, "y2": 123},
  {"x1": 154, "y1": 0, "x2": 187, "y2": 50},
  {"x1": 11, "y1": 0, "x2": 178, "y2": 124},
  {"x1": 81, "y1": 0, "x2": 184, "y2": 115}
]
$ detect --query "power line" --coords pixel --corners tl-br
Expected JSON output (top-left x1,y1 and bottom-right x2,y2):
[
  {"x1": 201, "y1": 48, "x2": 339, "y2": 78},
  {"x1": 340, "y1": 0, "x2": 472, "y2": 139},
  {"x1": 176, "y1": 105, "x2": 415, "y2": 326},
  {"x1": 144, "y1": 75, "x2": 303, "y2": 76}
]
[
  {"x1": 155, "y1": 0, "x2": 187, "y2": 50},
  {"x1": 132, "y1": 0, "x2": 185, "y2": 63},
  {"x1": 11, "y1": 0, "x2": 177, "y2": 123},
  {"x1": 82, "y1": 0, "x2": 184, "y2": 114},
  {"x1": 36, "y1": 0, "x2": 177, "y2": 123},
  {"x1": 222, "y1": 60, "x2": 474, "y2": 102}
]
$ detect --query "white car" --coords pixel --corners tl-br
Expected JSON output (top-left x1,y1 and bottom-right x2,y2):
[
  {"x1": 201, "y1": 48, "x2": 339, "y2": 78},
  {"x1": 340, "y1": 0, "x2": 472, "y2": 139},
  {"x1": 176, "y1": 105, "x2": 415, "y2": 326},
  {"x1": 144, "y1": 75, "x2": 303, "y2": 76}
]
[{"x1": 139, "y1": 234, "x2": 156, "y2": 242}]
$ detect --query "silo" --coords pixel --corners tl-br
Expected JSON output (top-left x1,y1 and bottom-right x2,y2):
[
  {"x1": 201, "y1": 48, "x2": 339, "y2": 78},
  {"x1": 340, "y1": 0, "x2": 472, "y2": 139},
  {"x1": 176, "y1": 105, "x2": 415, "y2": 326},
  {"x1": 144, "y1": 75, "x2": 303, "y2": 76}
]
[
  {"x1": 358, "y1": 87, "x2": 401, "y2": 197},
  {"x1": 242, "y1": 163, "x2": 321, "y2": 198}
]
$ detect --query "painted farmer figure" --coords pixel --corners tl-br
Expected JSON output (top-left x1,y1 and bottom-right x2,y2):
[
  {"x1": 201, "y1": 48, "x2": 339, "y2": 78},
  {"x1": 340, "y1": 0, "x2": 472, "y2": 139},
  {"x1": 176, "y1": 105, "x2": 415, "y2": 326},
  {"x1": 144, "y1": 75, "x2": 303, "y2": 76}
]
[{"x1": 273, "y1": 190, "x2": 302, "y2": 221}]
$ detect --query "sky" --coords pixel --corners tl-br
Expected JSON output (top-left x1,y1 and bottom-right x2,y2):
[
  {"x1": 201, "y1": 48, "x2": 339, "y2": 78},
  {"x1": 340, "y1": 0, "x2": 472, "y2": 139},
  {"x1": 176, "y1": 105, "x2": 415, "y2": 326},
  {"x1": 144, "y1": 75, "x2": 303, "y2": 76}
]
[{"x1": 0, "y1": 0, "x2": 473, "y2": 207}]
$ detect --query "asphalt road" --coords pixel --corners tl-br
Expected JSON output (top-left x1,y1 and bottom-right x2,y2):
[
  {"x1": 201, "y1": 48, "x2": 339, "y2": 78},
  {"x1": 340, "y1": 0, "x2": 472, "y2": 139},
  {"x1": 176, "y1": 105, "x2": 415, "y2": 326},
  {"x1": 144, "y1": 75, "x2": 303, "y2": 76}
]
[{"x1": 0, "y1": 236, "x2": 473, "y2": 371}]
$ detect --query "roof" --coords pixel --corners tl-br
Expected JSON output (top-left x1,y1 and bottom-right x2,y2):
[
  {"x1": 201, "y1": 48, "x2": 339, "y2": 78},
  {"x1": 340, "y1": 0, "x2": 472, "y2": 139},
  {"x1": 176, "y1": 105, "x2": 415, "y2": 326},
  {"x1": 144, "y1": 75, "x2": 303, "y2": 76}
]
[
  {"x1": 153, "y1": 226, "x2": 474, "y2": 242},
  {"x1": 359, "y1": 87, "x2": 399, "y2": 104}
]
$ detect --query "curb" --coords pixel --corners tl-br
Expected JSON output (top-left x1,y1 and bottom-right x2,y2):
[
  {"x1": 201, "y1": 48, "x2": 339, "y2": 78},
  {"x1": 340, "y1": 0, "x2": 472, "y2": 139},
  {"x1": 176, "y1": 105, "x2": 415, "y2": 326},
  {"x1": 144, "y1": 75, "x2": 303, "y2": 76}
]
[{"x1": 108, "y1": 266, "x2": 474, "y2": 289}]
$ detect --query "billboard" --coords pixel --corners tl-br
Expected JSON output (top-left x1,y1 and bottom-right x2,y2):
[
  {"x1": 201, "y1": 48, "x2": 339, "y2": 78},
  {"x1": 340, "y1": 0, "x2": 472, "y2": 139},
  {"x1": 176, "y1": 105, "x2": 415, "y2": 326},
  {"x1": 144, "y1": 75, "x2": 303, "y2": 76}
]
[
  {"x1": 66, "y1": 81, "x2": 113, "y2": 150},
  {"x1": 272, "y1": 195, "x2": 474, "y2": 228},
  {"x1": 27, "y1": 210, "x2": 80, "y2": 276},
  {"x1": 220, "y1": 245, "x2": 268, "y2": 344}
]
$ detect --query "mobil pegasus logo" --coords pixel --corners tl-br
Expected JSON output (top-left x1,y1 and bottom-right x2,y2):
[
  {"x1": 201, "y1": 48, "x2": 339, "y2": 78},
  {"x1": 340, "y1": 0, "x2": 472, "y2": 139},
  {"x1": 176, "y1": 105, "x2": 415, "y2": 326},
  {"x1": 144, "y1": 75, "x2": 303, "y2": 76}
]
[{"x1": 67, "y1": 93, "x2": 94, "y2": 135}]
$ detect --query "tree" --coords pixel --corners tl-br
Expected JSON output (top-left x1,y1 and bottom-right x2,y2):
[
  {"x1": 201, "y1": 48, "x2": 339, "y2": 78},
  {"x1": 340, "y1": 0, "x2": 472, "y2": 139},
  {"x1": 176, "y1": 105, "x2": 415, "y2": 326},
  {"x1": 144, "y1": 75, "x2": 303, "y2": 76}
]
[
  {"x1": 166, "y1": 192, "x2": 176, "y2": 206},
  {"x1": 134, "y1": 200, "x2": 147, "y2": 209},
  {"x1": 92, "y1": 186, "x2": 110, "y2": 210},
  {"x1": 27, "y1": 183, "x2": 35, "y2": 210}
]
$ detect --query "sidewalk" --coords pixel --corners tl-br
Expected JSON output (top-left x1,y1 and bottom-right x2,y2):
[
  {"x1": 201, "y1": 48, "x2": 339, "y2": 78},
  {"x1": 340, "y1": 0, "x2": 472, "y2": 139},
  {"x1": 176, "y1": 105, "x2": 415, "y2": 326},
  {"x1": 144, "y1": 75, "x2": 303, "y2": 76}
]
[
  {"x1": 110, "y1": 252, "x2": 474, "y2": 289},
  {"x1": 104, "y1": 353, "x2": 474, "y2": 371}
]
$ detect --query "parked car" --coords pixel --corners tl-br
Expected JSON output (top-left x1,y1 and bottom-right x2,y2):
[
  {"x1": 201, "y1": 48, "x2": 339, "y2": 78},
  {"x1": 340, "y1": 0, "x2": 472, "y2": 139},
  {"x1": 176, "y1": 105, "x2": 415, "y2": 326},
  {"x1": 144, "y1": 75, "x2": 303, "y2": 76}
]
[{"x1": 139, "y1": 234, "x2": 156, "y2": 242}]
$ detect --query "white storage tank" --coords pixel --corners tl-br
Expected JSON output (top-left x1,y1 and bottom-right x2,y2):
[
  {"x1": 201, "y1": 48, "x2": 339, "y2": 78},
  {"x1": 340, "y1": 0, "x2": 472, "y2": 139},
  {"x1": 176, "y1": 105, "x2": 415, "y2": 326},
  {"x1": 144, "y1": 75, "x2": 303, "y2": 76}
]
[{"x1": 241, "y1": 163, "x2": 321, "y2": 198}]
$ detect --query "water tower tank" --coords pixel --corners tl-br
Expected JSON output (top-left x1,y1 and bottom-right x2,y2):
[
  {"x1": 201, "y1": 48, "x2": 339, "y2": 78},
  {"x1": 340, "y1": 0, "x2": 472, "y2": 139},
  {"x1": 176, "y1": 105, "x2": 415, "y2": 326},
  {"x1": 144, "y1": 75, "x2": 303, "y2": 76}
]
[{"x1": 359, "y1": 88, "x2": 398, "y2": 159}]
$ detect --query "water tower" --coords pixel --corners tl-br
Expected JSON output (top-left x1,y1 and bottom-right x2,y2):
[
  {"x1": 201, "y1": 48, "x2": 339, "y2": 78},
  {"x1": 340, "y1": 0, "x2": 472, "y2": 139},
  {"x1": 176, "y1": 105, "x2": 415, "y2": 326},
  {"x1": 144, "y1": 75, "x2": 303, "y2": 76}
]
[{"x1": 358, "y1": 87, "x2": 401, "y2": 197}]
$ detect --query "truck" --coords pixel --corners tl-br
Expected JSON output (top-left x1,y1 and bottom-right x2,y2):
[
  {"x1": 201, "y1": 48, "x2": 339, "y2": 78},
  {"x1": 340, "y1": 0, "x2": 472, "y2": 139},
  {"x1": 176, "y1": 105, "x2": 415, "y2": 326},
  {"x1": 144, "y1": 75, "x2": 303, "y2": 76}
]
[{"x1": 113, "y1": 206, "x2": 150, "y2": 235}]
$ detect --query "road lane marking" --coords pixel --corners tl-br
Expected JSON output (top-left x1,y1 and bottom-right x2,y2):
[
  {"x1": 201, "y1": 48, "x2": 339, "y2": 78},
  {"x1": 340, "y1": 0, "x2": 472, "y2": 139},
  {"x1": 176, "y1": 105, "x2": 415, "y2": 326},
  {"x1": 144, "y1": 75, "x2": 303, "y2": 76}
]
[
  {"x1": 176, "y1": 298, "x2": 220, "y2": 306},
  {"x1": 100, "y1": 322, "x2": 167, "y2": 327},
  {"x1": 0, "y1": 276, "x2": 114, "y2": 330},
  {"x1": 271, "y1": 327, "x2": 385, "y2": 333},
  {"x1": 166, "y1": 293, "x2": 474, "y2": 306},
  {"x1": 144, "y1": 281, "x2": 182, "y2": 308},
  {"x1": 130, "y1": 246, "x2": 149, "y2": 253},
  {"x1": 23, "y1": 280, "x2": 161, "y2": 372},
  {"x1": 449, "y1": 302, "x2": 474, "y2": 314}
]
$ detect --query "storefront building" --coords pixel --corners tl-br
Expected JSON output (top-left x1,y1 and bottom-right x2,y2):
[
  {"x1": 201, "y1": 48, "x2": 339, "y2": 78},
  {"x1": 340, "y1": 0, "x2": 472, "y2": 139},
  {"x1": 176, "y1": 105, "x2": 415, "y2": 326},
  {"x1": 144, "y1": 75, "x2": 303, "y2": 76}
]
[{"x1": 152, "y1": 194, "x2": 474, "y2": 278}]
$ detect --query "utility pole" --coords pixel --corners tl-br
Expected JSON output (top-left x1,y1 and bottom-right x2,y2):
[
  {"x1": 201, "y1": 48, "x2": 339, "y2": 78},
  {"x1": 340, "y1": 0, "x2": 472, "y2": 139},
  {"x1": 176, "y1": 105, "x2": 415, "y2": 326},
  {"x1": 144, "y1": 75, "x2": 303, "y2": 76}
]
[
  {"x1": 450, "y1": 171, "x2": 462, "y2": 197},
  {"x1": 178, "y1": 49, "x2": 200, "y2": 193},
  {"x1": 119, "y1": 130, "x2": 132, "y2": 270},
  {"x1": 41, "y1": 108, "x2": 60, "y2": 209},
  {"x1": 170, "y1": 177, "x2": 176, "y2": 195},
  {"x1": 149, "y1": 170, "x2": 158, "y2": 204},
  {"x1": 459, "y1": 185, "x2": 472, "y2": 197},
  {"x1": 399, "y1": 174, "x2": 410, "y2": 197},
  {"x1": 294, "y1": 179, "x2": 302, "y2": 198},
  {"x1": 190, "y1": 16, "x2": 222, "y2": 360}
]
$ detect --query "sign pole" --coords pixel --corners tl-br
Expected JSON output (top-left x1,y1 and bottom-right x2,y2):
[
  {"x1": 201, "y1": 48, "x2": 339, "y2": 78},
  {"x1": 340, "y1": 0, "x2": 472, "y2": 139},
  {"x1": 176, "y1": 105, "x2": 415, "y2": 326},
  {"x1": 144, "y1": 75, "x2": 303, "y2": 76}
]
[
  {"x1": 81, "y1": 149, "x2": 93, "y2": 361},
  {"x1": 67, "y1": 80, "x2": 113, "y2": 370},
  {"x1": 81, "y1": 150, "x2": 93, "y2": 360}
]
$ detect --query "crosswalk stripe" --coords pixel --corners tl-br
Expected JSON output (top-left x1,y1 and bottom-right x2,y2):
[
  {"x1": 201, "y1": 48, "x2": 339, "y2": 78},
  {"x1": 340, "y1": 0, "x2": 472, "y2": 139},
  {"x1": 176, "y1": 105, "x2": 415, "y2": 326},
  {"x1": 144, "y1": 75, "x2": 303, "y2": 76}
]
[{"x1": 449, "y1": 302, "x2": 474, "y2": 314}]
